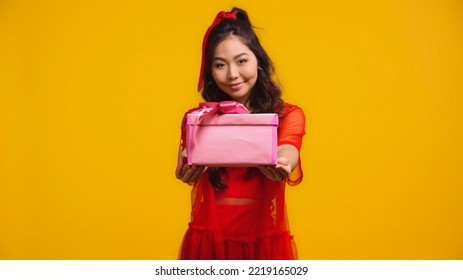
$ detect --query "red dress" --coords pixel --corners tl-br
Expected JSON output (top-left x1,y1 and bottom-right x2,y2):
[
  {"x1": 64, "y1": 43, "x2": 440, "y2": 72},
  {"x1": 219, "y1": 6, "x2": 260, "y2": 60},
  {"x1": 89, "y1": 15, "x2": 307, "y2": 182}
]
[{"x1": 178, "y1": 103, "x2": 306, "y2": 260}]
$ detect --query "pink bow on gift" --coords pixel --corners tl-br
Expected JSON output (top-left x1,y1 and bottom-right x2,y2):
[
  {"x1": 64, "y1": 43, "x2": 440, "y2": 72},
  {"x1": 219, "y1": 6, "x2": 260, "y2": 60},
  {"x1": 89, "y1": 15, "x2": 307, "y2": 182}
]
[
  {"x1": 189, "y1": 101, "x2": 249, "y2": 150},
  {"x1": 195, "y1": 101, "x2": 249, "y2": 121}
]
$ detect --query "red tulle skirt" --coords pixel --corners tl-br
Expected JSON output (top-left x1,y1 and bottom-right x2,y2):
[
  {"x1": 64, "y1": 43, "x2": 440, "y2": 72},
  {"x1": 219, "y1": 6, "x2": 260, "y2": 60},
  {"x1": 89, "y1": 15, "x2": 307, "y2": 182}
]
[{"x1": 179, "y1": 168, "x2": 298, "y2": 260}]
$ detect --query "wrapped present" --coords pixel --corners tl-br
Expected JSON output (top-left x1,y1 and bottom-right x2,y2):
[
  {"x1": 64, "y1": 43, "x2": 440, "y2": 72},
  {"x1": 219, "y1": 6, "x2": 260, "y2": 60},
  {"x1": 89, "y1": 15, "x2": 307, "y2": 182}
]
[{"x1": 186, "y1": 101, "x2": 278, "y2": 167}]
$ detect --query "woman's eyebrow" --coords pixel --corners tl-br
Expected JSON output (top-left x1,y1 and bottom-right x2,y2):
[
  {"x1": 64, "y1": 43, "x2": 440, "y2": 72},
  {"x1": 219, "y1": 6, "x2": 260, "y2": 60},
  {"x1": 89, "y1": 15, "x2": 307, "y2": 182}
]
[
  {"x1": 233, "y1": 52, "x2": 249, "y2": 59},
  {"x1": 213, "y1": 52, "x2": 249, "y2": 61}
]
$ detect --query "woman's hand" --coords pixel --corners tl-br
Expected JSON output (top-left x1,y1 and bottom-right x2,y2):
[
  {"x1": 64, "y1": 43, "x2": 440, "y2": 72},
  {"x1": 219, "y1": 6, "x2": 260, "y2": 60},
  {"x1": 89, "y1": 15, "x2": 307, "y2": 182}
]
[
  {"x1": 258, "y1": 157, "x2": 292, "y2": 181},
  {"x1": 176, "y1": 157, "x2": 206, "y2": 184},
  {"x1": 258, "y1": 144, "x2": 299, "y2": 181}
]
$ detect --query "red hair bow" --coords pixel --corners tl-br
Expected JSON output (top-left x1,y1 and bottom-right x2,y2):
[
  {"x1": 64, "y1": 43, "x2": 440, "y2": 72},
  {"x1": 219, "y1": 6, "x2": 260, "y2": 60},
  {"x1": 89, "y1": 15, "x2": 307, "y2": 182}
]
[{"x1": 197, "y1": 11, "x2": 237, "y2": 92}]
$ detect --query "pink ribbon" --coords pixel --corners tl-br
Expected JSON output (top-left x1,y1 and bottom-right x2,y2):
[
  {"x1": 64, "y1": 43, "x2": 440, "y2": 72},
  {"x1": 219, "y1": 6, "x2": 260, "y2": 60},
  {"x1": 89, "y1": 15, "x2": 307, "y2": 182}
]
[
  {"x1": 193, "y1": 101, "x2": 249, "y2": 122},
  {"x1": 189, "y1": 101, "x2": 249, "y2": 157}
]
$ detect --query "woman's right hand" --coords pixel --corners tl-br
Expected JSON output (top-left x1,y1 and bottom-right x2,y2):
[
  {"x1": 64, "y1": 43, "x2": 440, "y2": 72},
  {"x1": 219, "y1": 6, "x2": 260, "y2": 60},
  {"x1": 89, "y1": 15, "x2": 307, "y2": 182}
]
[{"x1": 176, "y1": 157, "x2": 206, "y2": 184}]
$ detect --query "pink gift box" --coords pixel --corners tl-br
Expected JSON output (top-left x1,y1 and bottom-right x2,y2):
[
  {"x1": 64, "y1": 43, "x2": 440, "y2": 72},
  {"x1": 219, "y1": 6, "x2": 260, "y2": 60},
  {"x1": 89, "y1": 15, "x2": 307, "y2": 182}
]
[{"x1": 187, "y1": 113, "x2": 279, "y2": 167}]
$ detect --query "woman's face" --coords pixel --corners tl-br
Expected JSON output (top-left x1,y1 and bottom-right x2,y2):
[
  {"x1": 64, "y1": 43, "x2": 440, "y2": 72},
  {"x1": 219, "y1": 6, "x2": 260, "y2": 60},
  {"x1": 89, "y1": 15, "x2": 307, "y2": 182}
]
[{"x1": 211, "y1": 35, "x2": 258, "y2": 106}]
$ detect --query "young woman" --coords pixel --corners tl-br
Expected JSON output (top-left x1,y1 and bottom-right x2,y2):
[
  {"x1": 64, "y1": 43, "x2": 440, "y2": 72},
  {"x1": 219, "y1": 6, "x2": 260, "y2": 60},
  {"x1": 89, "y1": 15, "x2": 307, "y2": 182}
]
[{"x1": 176, "y1": 7, "x2": 306, "y2": 260}]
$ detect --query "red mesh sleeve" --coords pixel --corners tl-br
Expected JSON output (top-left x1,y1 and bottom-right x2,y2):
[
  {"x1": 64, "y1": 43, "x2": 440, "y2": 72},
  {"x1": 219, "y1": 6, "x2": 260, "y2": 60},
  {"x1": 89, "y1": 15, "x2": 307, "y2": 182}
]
[{"x1": 278, "y1": 104, "x2": 306, "y2": 186}]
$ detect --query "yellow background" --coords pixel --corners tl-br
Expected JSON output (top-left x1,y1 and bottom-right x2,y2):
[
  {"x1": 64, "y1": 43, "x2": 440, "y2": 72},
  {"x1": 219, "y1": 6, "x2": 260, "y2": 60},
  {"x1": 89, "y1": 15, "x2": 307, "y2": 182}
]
[{"x1": 1, "y1": 0, "x2": 462, "y2": 259}]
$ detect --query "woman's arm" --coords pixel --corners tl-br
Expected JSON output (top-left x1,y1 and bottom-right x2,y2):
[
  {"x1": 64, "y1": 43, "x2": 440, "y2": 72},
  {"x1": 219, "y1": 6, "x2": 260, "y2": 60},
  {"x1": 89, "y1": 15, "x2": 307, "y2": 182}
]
[
  {"x1": 258, "y1": 144, "x2": 299, "y2": 181},
  {"x1": 258, "y1": 105, "x2": 305, "y2": 182}
]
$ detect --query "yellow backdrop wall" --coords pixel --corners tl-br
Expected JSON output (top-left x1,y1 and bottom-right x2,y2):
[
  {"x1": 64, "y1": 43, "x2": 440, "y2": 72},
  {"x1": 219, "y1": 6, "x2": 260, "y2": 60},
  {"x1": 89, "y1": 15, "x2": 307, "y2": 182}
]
[{"x1": 1, "y1": 0, "x2": 462, "y2": 259}]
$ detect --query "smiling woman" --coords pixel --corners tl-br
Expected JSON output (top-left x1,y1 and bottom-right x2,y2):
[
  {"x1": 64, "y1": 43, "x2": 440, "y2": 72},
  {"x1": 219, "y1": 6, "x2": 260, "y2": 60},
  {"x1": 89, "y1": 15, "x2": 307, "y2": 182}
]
[
  {"x1": 211, "y1": 36, "x2": 259, "y2": 106},
  {"x1": 175, "y1": 7, "x2": 306, "y2": 260},
  {"x1": 1, "y1": 0, "x2": 461, "y2": 261}
]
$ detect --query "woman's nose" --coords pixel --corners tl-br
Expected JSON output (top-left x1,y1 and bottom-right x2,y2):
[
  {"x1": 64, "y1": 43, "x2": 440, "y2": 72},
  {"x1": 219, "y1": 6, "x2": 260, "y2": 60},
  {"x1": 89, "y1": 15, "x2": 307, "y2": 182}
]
[{"x1": 227, "y1": 65, "x2": 239, "y2": 80}]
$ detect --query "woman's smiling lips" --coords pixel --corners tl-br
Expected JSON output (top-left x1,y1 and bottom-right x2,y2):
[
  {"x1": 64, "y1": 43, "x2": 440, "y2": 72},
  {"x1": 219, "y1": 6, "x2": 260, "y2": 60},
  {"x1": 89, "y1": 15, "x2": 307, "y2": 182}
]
[{"x1": 229, "y1": 82, "x2": 244, "y2": 90}]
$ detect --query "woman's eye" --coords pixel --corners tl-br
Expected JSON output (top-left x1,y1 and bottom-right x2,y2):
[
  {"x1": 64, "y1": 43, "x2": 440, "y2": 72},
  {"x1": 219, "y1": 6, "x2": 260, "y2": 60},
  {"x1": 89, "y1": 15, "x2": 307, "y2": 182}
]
[
  {"x1": 238, "y1": 59, "x2": 248, "y2": 64},
  {"x1": 214, "y1": 63, "x2": 226, "y2": 68}
]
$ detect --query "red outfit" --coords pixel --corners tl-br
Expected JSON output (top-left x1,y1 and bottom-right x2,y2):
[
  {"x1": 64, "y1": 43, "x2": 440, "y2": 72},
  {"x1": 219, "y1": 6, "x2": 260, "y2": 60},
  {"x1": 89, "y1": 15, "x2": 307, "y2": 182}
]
[{"x1": 178, "y1": 103, "x2": 305, "y2": 260}]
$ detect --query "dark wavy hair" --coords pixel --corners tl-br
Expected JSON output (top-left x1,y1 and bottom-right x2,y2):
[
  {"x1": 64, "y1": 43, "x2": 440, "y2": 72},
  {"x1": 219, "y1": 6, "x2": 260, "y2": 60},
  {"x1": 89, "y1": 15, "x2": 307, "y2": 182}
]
[{"x1": 201, "y1": 7, "x2": 284, "y2": 190}]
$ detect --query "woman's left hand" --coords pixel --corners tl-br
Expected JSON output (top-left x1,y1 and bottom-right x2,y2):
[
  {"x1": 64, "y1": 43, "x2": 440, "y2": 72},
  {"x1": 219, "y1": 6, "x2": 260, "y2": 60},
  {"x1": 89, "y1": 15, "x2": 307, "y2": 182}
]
[{"x1": 258, "y1": 157, "x2": 292, "y2": 181}]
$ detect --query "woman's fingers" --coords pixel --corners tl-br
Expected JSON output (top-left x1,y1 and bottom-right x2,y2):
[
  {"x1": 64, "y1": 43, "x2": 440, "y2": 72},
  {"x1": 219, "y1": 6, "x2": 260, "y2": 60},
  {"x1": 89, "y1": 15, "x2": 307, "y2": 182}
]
[
  {"x1": 257, "y1": 166, "x2": 274, "y2": 180},
  {"x1": 182, "y1": 166, "x2": 196, "y2": 182},
  {"x1": 275, "y1": 164, "x2": 291, "y2": 178},
  {"x1": 258, "y1": 166, "x2": 286, "y2": 181},
  {"x1": 180, "y1": 164, "x2": 205, "y2": 183},
  {"x1": 258, "y1": 157, "x2": 291, "y2": 181},
  {"x1": 191, "y1": 166, "x2": 206, "y2": 181}
]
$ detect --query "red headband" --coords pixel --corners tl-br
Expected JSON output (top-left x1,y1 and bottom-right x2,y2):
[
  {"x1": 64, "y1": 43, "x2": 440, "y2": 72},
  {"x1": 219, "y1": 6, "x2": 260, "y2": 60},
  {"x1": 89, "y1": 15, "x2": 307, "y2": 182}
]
[{"x1": 197, "y1": 11, "x2": 237, "y2": 92}]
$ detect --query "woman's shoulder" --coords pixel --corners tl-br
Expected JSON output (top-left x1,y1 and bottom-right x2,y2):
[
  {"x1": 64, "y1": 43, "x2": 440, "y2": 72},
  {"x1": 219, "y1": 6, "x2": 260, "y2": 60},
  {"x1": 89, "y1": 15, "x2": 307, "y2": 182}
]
[{"x1": 281, "y1": 102, "x2": 304, "y2": 118}]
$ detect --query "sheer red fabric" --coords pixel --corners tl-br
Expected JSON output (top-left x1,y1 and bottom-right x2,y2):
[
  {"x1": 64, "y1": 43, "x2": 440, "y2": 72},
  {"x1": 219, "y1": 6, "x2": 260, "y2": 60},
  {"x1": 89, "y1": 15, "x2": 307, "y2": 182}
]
[{"x1": 178, "y1": 103, "x2": 306, "y2": 260}]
